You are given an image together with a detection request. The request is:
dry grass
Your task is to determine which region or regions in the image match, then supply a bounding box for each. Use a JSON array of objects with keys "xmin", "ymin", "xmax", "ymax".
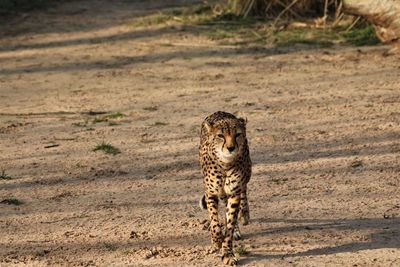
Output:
[
  {"xmin": 128, "ymin": 3, "xmax": 378, "ymax": 48},
  {"xmin": 231, "ymin": 0, "xmax": 343, "ymax": 20}
]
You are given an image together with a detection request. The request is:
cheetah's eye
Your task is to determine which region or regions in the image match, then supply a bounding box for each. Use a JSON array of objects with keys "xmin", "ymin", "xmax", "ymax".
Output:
[{"xmin": 217, "ymin": 134, "xmax": 224, "ymax": 138}]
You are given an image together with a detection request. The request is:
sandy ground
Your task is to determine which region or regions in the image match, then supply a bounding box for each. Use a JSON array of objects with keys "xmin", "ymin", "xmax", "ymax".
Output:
[{"xmin": 0, "ymin": 0, "xmax": 400, "ymax": 266}]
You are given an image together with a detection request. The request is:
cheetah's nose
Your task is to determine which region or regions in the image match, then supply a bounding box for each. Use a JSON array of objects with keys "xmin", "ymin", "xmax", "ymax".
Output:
[{"xmin": 227, "ymin": 146, "xmax": 235, "ymax": 153}]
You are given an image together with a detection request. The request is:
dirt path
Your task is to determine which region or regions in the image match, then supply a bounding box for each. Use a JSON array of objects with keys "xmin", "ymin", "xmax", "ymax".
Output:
[{"xmin": 1, "ymin": 1, "xmax": 400, "ymax": 266}]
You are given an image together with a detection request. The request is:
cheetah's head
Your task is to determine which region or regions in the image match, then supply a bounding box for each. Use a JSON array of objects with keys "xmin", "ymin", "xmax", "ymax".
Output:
[{"xmin": 205, "ymin": 117, "xmax": 247, "ymax": 163}]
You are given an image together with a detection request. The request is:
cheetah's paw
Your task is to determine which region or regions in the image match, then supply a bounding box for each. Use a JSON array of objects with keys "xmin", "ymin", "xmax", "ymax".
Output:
[{"xmin": 222, "ymin": 252, "xmax": 238, "ymax": 266}]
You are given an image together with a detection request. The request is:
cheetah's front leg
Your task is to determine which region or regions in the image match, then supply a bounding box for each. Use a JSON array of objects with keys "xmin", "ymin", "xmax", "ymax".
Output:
[
  {"xmin": 239, "ymin": 188, "xmax": 250, "ymax": 225},
  {"xmin": 205, "ymin": 194, "xmax": 223, "ymax": 251},
  {"xmin": 222, "ymin": 196, "xmax": 241, "ymax": 241},
  {"xmin": 222, "ymin": 194, "xmax": 240, "ymax": 266}
]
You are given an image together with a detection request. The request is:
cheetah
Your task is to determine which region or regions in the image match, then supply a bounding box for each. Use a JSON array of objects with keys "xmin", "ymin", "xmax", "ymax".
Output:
[{"xmin": 199, "ymin": 111, "xmax": 251, "ymax": 266}]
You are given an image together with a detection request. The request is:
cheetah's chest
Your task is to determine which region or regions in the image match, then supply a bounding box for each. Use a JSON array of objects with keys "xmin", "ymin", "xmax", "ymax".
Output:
[{"xmin": 204, "ymin": 163, "xmax": 247, "ymax": 197}]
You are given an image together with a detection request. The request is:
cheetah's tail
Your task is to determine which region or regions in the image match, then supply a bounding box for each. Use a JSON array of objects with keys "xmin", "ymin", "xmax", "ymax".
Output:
[{"xmin": 199, "ymin": 195, "xmax": 207, "ymax": 210}]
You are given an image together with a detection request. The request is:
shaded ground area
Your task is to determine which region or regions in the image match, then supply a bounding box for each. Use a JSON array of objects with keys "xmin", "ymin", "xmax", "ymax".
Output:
[{"xmin": 0, "ymin": 0, "xmax": 400, "ymax": 266}]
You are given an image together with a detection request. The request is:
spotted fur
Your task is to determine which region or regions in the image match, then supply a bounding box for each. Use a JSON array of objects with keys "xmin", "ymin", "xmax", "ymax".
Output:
[{"xmin": 199, "ymin": 111, "xmax": 251, "ymax": 266}]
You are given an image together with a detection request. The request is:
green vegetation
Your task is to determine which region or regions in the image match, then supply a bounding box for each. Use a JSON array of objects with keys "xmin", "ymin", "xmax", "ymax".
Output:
[
  {"xmin": 1, "ymin": 197, "xmax": 24, "ymax": 205},
  {"xmin": 92, "ymin": 112, "xmax": 126, "ymax": 124},
  {"xmin": 128, "ymin": 5, "xmax": 213, "ymax": 28},
  {"xmin": 0, "ymin": 170, "xmax": 12, "ymax": 180},
  {"xmin": 93, "ymin": 117, "xmax": 108, "ymax": 123},
  {"xmin": 105, "ymin": 112, "xmax": 125, "ymax": 119},
  {"xmin": 93, "ymin": 142, "xmax": 121, "ymax": 155},
  {"xmin": 73, "ymin": 112, "xmax": 126, "ymax": 126},
  {"xmin": 340, "ymin": 25, "xmax": 380, "ymax": 46},
  {"xmin": 235, "ymin": 246, "xmax": 250, "ymax": 256},
  {"xmin": 127, "ymin": 3, "xmax": 380, "ymax": 48},
  {"xmin": 273, "ymin": 28, "xmax": 335, "ymax": 47},
  {"xmin": 0, "ymin": 1, "xmax": 381, "ymax": 48}
]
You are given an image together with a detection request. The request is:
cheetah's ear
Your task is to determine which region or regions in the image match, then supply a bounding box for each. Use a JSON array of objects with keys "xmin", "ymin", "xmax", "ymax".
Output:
[
  {"xmin": 204, "ymin": 121, "xmax": 214, "ymax": 133},
  {"xmin": 239, "ymin": 117, "xmax": 247, "ymax": 126}
]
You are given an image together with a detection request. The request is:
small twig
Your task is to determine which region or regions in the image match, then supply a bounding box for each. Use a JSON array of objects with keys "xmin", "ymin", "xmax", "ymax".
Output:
[
  {"xmin": 275, "ymin": 0, "xmax": 301, "ymax": 19},
  {"xmin": 346, "ymin": 16, "xmax": 361, "ymax": 32},
  {"xmin": 332, "ymin": 12, "xmax": 345, "ymax": 27},
  {"xmin": 264, "ymin": 0, "xmax": 274, "ymax": 14},
  {"xmin": 273, "ymin": 0, "xmax": 300, "ymax": 26},
  {"xmin": 323, "ymin": 0, "xmax": 329, "ymax": 28},
  {"xmin": 44, "ymin": 144, "xmax": 60, "ymax": 149},
  {"xmin": 250, "ymin": 30, "xmax": 263, "ymax": 40},
  {"xmin": 335, "ymin": 0, "xmax": 343, "ymax": 21},
  {"xmin": 243, "ymin": 0, "xmax": 256, "ymax": 18}
]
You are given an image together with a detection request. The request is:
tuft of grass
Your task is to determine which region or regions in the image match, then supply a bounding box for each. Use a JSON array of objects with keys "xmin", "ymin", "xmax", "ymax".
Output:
[
  {"xmin": 93, "ymin": 117, "xmax": 108, "ymax": 123},
  {"xmin": 143, "ymin": 106, "xmax": 158, "ymax": 112},
  {"xmin": 153, "ymin": 122, "xmax": 168, "ymax": 126},
  {"xmin": 273, "ymin": 28, "xmax": 335, "ymax": 47},
  {"xmin": 93, "ymin": 142, "xmax": 121, "ymax": 155},
  {"xmin": 340, "ymin": 25, "xmax": 380, "ymax": 46},
  {"xmin": 0, "ymin": 170, "xmax": 12, "ymax": 180},
  {"xmin": 274, "ymin": 23, "xmax": 380, "ymax": 47},
  {"xmin": 1, "ymin": 197, "xmax": 24, "ymax": 205},
  {"xmin": 235, "ymin": 246, "xmax": 250, "ymax": 256},
  {"xmin": 106, "ymin": 112, "xmax": 125, "ymax": 119},
  {"xmin": 200, "ymin": 16, "xmax": 264, "ymax": 43},
  {"xmin": 92, "ymin": 112, "xmax": 126, "ymax": 124}
]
